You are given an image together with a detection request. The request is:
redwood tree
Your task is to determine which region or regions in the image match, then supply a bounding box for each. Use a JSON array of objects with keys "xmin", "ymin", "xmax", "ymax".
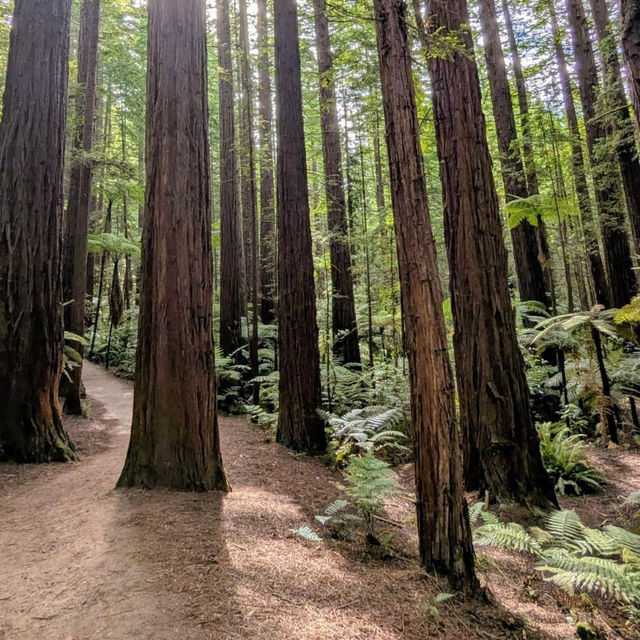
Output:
[
  {"xmin": 117, "ymin": 0, "xmax": 228, "ymax": 491},
  {"xmin": 621, "ymin": 0, "xmax": 640, "ymax": 129},
  {"xmin": 274, "ymin": 0, "xmax": 326, "ymax": 453},
  {"xmin": 257, "ymin": 0, "xmax": 276, "ymax": 325},
  {"xmin": 423, "ymin": 0, "xmax": 558, "ymax": 508},
  {"xmin": 566, "ymin": 0, "xmax": 637, "ymax": 308},
  {"xmin": 313, "ymin": 0, "xmax": 361, "ymax": 365},
  {"xmin": 217, "ymin": 0, "xmax": 245, "ymax": 357},
  {"xmin": 478, "ymin": 0, "xmax": 549, "ymax": 310},
  {"xmin": 374, "ymin": 0, "xmax": 478, "ymax": 590},
  {"xmin": 548, "ymin": 0, "xmax": 609, "ymax": 306},
  {"xmin": 588, "ymin": 0, "xmax": 640, "ymax": 256},
  {"xmin": 0, "ymin": 0, "xmax": 76, "ymax": 462},
  {"xmin": 62, "ymin": 0, "xmax": 101, "ymax": 415}
]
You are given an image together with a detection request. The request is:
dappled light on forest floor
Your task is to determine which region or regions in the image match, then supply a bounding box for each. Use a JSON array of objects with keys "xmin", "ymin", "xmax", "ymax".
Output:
[{"xmin": 0, "ymin": 361, "xmax": 584, "ymax": 640}]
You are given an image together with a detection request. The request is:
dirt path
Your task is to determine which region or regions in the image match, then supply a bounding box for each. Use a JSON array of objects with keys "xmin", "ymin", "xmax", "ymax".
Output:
[{"xmin": 1, "ymin": 363, "xmax": 634, "ymax": 640}]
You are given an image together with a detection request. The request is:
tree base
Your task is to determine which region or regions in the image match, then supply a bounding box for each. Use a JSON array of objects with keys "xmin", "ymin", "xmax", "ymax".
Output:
[{"xmin": 116, "ymin": 461, "xmax": 230, "ymax": 493}]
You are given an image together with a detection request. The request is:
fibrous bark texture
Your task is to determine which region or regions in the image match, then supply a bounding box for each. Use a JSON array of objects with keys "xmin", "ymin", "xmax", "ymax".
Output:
[
  {"xmin": 567, "ymin": 0, "xmax": 637, "ymax": 308},
  {"xmin": 257, "ymin": 0, "xmax": 277, "ymax": 325},
  {"xmin": 0, "ymin": 0, "xmax": 76, "ymax": 463},
  {"xmin": 478, "ymin": 0, "xmax": 549, "ymax": 309},
  {"xmin": 549, "ymin": 0, "xmax": 609, "ymax": 306},
  {"xmin": 621, "ymin": 0, "xmax": 640, "ymax": 126},
  {"xmin": 217, "ymin": 0, "xmax": 245, "ymax": 357},
  {"xmin": 313, "ymin": 0, "xmax": 361, "ymax": 366},
  {"xmin": 62, "ymin": 0, "xmax": 101, "ymax": 415},
  {"xmin": 425, "ymin": 0, "xmax": 558, "ymax": 509},
  {"xmin": 374, "ymin": 0, "xmax": 478, "ymax": 591},
  {"xmin": 117, "ymin": 0, "xmax": 228, "ymax": 492},
  {"xmin": 274, "ymin": 0, "xmax": 326, "ymax": 454}
]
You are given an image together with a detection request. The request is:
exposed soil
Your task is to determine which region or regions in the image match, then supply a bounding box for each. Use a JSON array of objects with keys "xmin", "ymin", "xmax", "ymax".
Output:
[{"xmin": 1, "ymin": 362, "xmax": 638, "ymax": 640}]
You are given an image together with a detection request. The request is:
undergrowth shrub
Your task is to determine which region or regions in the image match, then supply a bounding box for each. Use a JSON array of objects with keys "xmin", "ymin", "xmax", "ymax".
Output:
[
  {"xmin": 473, "ymin": 507, "xmax": 640, "ymax": 612},
  {"xmin": 537, "ymin": 422, "xmax": 604, "ymax": 496}
]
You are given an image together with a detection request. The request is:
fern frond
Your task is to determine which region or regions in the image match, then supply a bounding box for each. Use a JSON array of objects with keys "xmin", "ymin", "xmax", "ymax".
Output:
[
  {"xmin": 474, "ymin": 523, "xmax": 543, "ymax": 557},
  {"xmin": 546, "ymin": 510, "xmax": 585, "ymax": 545},
  {"xmin": 290, "ymin": 526, "xmax": 323, "ymax": 543},
  {"xmin": 603, "ymin": 526, "xmax": 640, "ymax": 556}
]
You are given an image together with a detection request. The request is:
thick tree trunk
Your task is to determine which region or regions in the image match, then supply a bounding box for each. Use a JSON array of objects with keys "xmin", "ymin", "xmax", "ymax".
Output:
[
  {"xmin": 566, "ymin": 0, "xmax": 637, "ymax": 308},
  {"xmin": 313, "ymin": 0, "xmax": 361, "ymax": 366},
  {"xmin": 589, "ymin": 0, "xmax": 640, "ymax": 256},
  {"xmin": 0, "ymin": 0, "xmax": 76, "ymax": 462},
  {"xmin": 274, "ymin": 0, "xmax": 326, "ymax": 454},
  {"xmin": 501, "ymin": 0, "xmax": 554, "ymax": 299},
  {"xmin": 61, "ymin": 0, "xmax": 101, "ymax": 415},
  {"xmin": 217, "ymin": 0, "xmax": 245, "ymax": 357},
  {"xmin": 117, "ymin": 0, "xmax": 228, "ymax": 492},
  {"xmin": 374, "ymin": 0, "xmax": 478, "ymax": 591},
  {"xmin": 621, "ymin": 0, "xmax": 640, "ymax": 127},
  {"xmin": 478, "ymin": 0, "xmax": 549, "ymax": 309},
  {"xmin": 238, "ymin": 0, "xmax": 260, "ymax": 401},
  {"xmin": 257, "ymin": 0, "xmax": 276, "ymax": 325},
  {"xmin": 423, "ymin": 0, "xmax": 558, "ymax": 508},
  {"xmin": 549, "ymin": 0, "xmax": 610, "ymax": 306}
]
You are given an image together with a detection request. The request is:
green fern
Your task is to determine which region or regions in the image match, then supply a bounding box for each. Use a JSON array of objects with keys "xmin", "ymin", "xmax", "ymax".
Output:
[
  {"xmin": 546, "ymin": 509, "xmax": 585, "ymax": 545},
  {"xmin": 537, "ymin": 424, "xmax": 604, "ymax": 496},
  {"xmin": 474, "ymin": 523, "xmax": 543, "ymax": 557},
  {"xmin": 538, "ymin": 550, "xmax": 640, "ymax": 604},
  {"xmin": 290, "ymin": 526, "xmax": 323, "ymax": 543},
  {"xmin": 603, "ymin": 526, "xmax": 640, "ymax": 556},
  {"xmin": 345, "ymin": 452, "xmax": 400, "ymax": 536}
]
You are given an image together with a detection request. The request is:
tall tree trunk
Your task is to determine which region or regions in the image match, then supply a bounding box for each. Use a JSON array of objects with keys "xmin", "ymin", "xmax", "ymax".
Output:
[
  {"xmin": 501, "ymin": 0, "xmax": 554, "ymax": 300},
  {"xmin": 218, "ymin": 0, "xmax": 245, "ymax": 357},
  {"xmin": 478, "ymin": 0, "xmax": 549, "ymax": 309},
  {"xmin": 566, "ymin": 0, "xmax": 637, "ymax": 308},
  {"xmin": 313, "ymin": 0, "xmax": 361, "ymax": 366},
  {"xmin": 588, "ymin": 0, "xmax": 640, "ymax": 256},
  {"xmin": 549, "ymin": 0, "xmax": 610, "ymax": 306},
  {"xmin": 621, "ymin": 0, "xmax": 640, "ymax": 129},
  {"xmin": 274, "ymin": 0, "xmax": 326, "ymax": 453},
  {"xmin": 238, "ymin": 0, "xmax": 260, "ymax": 400},
  {"xmin": 257, "ymin": 0, "xmax": 276, "ymax": 325},
  {"xmin": 374, "ymin": 0, "xmax": 478, "ymax": 591},
  {"xmin": 117, "ymin": 0, "xmax": 228, "ymax": 492},
  {"xmin": 61, "ymin": 0, "xmax": 101, "ymax": 415},
  {"xmin": 421, "ymin": 0, "xmax": 558, "ymax": 508},
  {"xmin": 0, "ymin": 0, "xmax": 76, "ymax": 462}
]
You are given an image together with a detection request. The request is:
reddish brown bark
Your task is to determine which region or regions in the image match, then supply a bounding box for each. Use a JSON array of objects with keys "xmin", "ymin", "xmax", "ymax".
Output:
[
  {"xmin": 257, "ymin": 0, "xmax": 276, "ymax": 325},
  {"xmin": 548, "ymin": 0, "xmax": 609, "ymax": 306},
  {"xmin": 478, "ymin": 0, "xmax": 549, "ymax": 309},
  {"xmin": 566, "ymin": 0, "xmax": 637, "ymax": 308},
  {"xmin": 621, "ymin": 0, "xmax": 640, "ymax": 126},
  {"xmin": 313, "ymin": 0, "xmax": 361, "ymax": 366},
  {"xmin": 501, "ymin": 0, "xmax": 554, "ymax": 302},
  {"xmin": 374, "ymin": 0, "xmax": 478, "ymax": 591},
  {"xmin": 62, "ymin": 0, "xmax": 101, "ymax": 415},
  {"xmin": 424, "ymin": 0, "xmax": 557, "ymax": 509},
  {"xmin": 588, "ymin": 0, "xmax": 640, "ymax": 256},
  {"xmin": 238, "ymin": 0, "xmax": 259, "ymax": 400},
  {"xmin": 0, "ymin": 0, "xmax": 76, "ymax": 462},
  {"xmin": 117, "ymin": 0, "xmax": 228, "ymax": 491},
  {"xmin": 274, "ymin": 0, "xmax": 326, "ymax": 453},
  {"xmin": 218, "ymin": 0, "xmax": 245, "ymax": 357}
]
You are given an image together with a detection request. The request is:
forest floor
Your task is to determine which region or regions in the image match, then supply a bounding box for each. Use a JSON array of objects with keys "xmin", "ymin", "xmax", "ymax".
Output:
[{"xmin": 1, "ymin": 362, "xmax": 639, "ymax": 640}]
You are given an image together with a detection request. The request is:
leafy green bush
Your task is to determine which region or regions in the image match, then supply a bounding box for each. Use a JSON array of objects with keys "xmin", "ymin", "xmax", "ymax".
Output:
[{"xmin": 537, "ymin": 422, "xmax": 604, "ymax": 495}]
